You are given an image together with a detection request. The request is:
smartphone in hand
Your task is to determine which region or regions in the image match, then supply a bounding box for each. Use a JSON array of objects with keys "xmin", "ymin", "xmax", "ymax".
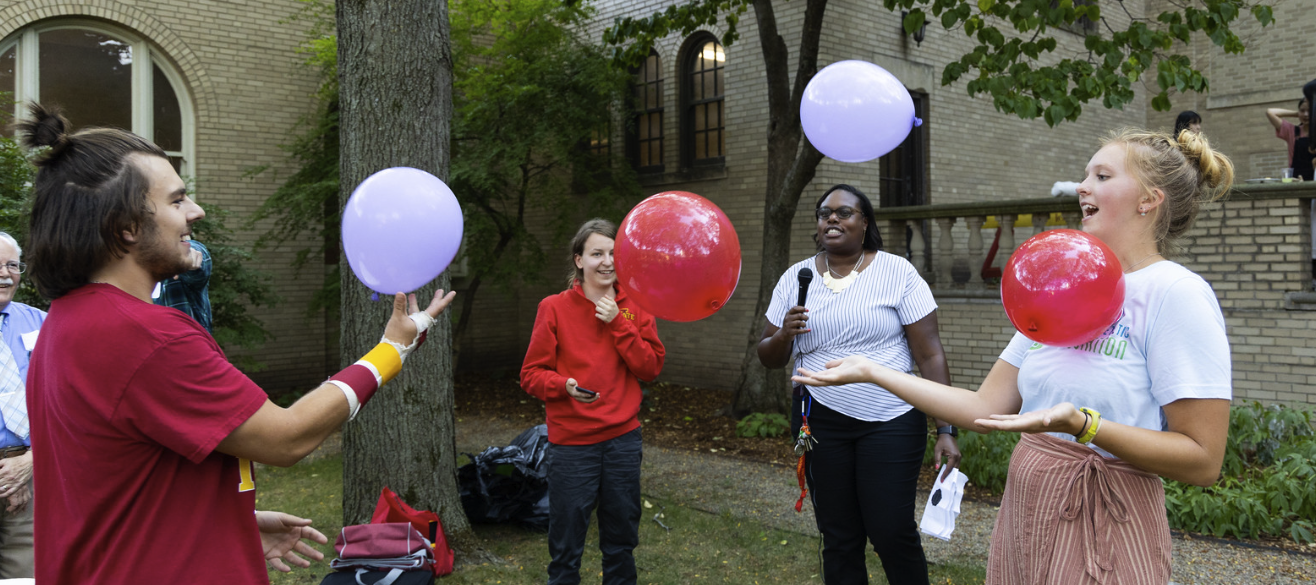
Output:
[{"xmin": 575, "ymin": 387, "xmax": 598, "ymax": 397}]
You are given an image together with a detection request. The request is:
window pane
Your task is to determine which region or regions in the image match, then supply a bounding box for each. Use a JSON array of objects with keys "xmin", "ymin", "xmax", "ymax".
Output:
[
  {"xmin": 0, "ymin": 47, "xmax": 14, "ymax": 128},
  {"xmin": 715, "ymin": 68, "xmax": 724, "ymax": 97},
  {"xmin": 40, "ymin": 29, "xmax": 132, "ymax": 131},
  {"xmin": 638, "ymin": 114, "xmax": 650, "ymax": 140},
  {"xmin": 646, "ymin": 83, "xmax": 658, "ymax": 108},
  {"xmin": 703, "ymin": 71, "xmax": 716, "ymax": 98},
  {"xmin": 718, "ymin": 129, "xmax": 724, "ymax": 157},
  {"xmin": 646, "ymin": 55, "xmax": 659, "ymax": 82},
  {"xmin": 167, "ymin": 155, "xmax": 183, "ymax": 173},
  {"xmin": 715, "ymin": 100, "xmax": 723, "ymax": 129},
  {"xmin": 153, "ymin": 65, "xmax": 182, "ymax": 152},
  {"xmin": 694, "ymin": 104, "xmax": 706, "ymax": 131}
]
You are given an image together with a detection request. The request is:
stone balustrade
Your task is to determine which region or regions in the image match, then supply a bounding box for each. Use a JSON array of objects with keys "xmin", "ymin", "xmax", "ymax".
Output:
[
  {"xmin": 873, "ymin": 182, "xmax": 1316, "ymax": 304},
  {"xmin": 874, "ymin": 182, "xmax": 1316, "ymax": 406}
]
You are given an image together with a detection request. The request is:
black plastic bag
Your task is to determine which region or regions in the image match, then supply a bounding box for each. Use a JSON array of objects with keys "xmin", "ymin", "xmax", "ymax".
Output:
[{"xmin": 458, "ymin": 424, "xmax": 550, "ymax": 531}]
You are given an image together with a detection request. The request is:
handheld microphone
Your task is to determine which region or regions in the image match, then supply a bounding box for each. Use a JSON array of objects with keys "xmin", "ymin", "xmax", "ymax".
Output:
[{"xmin": 797, "ymin": 267, "xmax": 812, "ymax": 308}]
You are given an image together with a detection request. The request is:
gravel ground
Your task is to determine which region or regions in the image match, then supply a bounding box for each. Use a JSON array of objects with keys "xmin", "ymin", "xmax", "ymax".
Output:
[{"xmin": 455, "ymin": 417, "xmax": 1316, "ymax": 584}]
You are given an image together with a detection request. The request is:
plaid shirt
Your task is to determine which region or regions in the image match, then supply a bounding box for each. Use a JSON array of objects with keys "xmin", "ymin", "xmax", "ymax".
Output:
[
  {"xmin": 0, "ymin": 302, "xmax": 45, "ymax": 447},
  {"xmin": 154, "ymin": 240, "xmax": 214, "ymax": 335}
]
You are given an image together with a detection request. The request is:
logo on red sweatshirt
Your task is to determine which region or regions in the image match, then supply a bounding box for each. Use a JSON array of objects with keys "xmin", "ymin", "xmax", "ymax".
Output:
[{"xmin": 619, "ymin": 307, "xmax": 636, "ymax": 321}]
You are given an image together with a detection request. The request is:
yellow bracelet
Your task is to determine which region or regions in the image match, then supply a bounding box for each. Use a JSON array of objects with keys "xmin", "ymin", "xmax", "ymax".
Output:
[{"xmin": 1075, "ymin": 407, "xmax": 1102, "ymax": 444}]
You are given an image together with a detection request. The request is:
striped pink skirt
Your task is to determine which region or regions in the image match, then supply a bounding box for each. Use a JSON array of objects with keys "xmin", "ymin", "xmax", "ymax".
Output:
[{"xmin": 986, "ymin": 433, "xmax": 1172, "ymax": 585}]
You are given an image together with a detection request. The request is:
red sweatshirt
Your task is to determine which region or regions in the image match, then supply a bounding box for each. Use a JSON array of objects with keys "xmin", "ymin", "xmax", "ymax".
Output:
[{"xmin": 520, "ymin": 284, "xmax": 665, "ymax": 445}]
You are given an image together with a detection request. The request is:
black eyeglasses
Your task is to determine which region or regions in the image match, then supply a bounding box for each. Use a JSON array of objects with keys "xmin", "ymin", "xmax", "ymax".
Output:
[
  {"xmin": 816, "ymin": 206, "xmax": 857, "ymax": 221},
  {"xmin": 0, "ymin": 262, "xmax": 25, "ymax": 274}
]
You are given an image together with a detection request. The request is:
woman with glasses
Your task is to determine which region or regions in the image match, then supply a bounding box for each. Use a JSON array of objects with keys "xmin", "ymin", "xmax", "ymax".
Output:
[{"xmin": 757, "ymin": 184, "xmax": 960, "ymax": 585}]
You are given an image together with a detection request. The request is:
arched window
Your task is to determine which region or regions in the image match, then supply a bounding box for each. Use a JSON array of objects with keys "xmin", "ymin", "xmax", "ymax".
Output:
[
  {"xmin": 628, "ymin": 50, "xmax": 663, "ymax": 172},
  {"xmin": 0, "ymin": 21, "xmax": 194, "ymax": 175},
  {"xmin": 682, "ymin": 35, "xmax": 724, "ymax": 167}
]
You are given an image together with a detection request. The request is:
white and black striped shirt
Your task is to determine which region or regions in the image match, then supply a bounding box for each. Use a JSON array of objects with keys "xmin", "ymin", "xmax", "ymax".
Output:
[{"xmin": 766, "ymin": 252, "xmax": 938, "ymax": 421}]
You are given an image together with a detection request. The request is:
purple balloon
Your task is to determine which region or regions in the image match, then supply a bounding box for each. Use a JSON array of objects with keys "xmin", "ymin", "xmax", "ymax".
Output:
[
  {"xmin": 342, "ymin": 167, "xmax": 464, "ymax": 294},
  {"xmin": 801, "ymin": 60, "xmax": 917, "ymax": 163}
]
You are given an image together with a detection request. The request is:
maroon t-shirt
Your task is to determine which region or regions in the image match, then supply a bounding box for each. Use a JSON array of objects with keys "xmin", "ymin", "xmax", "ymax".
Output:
[{"xmin": 28, "ymin": 284, "xmax": 270, "ymax": 584}]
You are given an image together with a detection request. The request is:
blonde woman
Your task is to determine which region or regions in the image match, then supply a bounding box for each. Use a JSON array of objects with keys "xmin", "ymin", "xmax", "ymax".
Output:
[{"xmin": 795, "ymin": 129, "xmax": 1234, "ymax": 584}]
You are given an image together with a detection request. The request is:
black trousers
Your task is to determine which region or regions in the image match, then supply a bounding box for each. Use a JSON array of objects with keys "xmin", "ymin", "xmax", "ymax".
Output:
[
  {"xmin": 545, "ymin": 428, "xmax": 642, "ymax": 585},
  {"xmin": 795, "ymin": 395, "xmax": 930, "ymax": 585}
]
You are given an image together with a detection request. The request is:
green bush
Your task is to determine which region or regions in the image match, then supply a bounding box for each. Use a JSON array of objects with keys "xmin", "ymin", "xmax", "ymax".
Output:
[
  {"xmin": 736, "ymin": 413, "xmax": 790, "ymax": 438},
  {"xmin": 1165, "ymin": 401, "xmax": 1315, "ymax": 544}
]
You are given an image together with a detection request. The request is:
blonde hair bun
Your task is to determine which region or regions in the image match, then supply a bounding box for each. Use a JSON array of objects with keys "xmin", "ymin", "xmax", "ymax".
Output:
[{"xmin": 1176, "ymin": 130, "xmax": 1234, "ymax": 196}]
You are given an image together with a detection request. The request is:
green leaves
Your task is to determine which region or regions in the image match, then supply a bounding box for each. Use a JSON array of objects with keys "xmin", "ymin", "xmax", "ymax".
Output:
[
  {"xmin": 449, "ymin": 0, "xmax": 640, "ymax": 297},
  {"xmin": 1165, "ymin": 401, "xmax": 1316, "ymax": 544},
  {"xmin": 850, "ymin": 1, "xmax": 1274, "ymax": 126},
  {"xmin": 903, "ymin": 9, "xmax": 926, "ymax": 36},
  {"xmin": 735, "ymin": 413, "xmax": 790, "ymax": 438},
  {"xmin": 601, "ymin": 0, "xmax": 751, "ymax": 68}
]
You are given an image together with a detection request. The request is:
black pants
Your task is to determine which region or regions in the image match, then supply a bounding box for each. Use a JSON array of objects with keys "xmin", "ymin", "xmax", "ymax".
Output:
[
  {"xmin": 795, "ymin": 395, "xmax": 930, "ymax": 585},
  {"xmin": 545, "ymin": 428, "xmax": 642, "ymax": 585}
]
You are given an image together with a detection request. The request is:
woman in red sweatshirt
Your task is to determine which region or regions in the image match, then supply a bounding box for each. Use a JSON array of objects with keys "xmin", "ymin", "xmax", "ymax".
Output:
[{"xmin": 521, "ymin": 218, "xmax": 665, "ymax": 585}]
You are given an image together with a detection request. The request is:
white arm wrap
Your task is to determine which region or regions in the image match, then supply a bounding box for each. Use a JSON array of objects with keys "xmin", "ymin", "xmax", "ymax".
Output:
[
  {"xmin": 327, "ymin": 380, "xmax": 362, "ymax": 421},
  {"xmin": 380, "ymin": 310, "xmax": 437, "ymax": 363}
]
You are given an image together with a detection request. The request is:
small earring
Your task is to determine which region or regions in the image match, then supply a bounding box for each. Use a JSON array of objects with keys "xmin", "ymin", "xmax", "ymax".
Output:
[{"xmin": 1139, "ymin": 208, "xmax": 1147, "ymax": 216}]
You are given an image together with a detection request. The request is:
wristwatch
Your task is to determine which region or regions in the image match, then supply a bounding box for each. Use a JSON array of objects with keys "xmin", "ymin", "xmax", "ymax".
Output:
[{"xmin": 936, "ymin": 425, "xmax": 958, "ymax": 438}]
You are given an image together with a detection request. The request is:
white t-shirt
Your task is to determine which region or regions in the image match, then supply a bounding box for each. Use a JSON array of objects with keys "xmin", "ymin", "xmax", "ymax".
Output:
[
  {"xmin": 767, "ymin": 252, "xmax": 938, "ymax": 421},
  {"xmin": 999, "ymin": 260, "xmax": 1231, "ymax": 456}
]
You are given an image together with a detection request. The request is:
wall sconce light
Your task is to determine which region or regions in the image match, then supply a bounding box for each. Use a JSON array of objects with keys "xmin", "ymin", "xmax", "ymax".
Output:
[{"xmin": 901, "ymin": 11, "xmax": 927, "ymax": 46}]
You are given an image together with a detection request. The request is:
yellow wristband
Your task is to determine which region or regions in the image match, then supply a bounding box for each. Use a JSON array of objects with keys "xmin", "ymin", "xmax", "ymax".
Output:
[
  {"xmin": 1075, "ymin": 407, "xmax": 1102, "ymax": 444},
  {"xmin": 360, "ymin": 343, "xmax": 403, "ymax": 385}
]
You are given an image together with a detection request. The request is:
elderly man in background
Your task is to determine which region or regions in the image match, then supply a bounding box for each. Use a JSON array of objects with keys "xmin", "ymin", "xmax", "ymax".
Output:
[{"xmin": 0, "ymin": 231, "xmax": 41, "ymax": 579}]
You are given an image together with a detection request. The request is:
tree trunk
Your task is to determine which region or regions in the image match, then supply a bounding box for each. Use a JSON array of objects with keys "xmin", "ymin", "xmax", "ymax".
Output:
[
  {"xmin": 729, "ymin": 0, "xmax": 828, "ymax": 416},
  {"xmin": 337, "ymin": 0, "xmax": 472, "ymax": 548}
]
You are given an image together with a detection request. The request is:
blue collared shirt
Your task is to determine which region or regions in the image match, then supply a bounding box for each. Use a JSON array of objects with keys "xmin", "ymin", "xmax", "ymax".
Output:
[
  {"xmin": 0, "ymin": 301, "xmax": 46, "ymax": 448},
  {"xmin": 153, "ymin": 240, "xmax": 213, "ymax": 334}
]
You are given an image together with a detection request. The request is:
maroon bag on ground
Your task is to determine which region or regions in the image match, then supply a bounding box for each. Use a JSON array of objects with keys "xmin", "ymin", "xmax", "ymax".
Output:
[
  {"xmin": 335, "ymin": 523, "xmax": 430, "ymax": 561},
  {"xmin": 370, "ymin": 486, "xmax": 455, "ymax": 576}
]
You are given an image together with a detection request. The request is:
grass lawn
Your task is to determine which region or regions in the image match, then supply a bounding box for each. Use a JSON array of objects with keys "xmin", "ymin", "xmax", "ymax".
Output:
[{"xmin": 262, "ymin": 454, "xmax": 985, "ymax": 584}]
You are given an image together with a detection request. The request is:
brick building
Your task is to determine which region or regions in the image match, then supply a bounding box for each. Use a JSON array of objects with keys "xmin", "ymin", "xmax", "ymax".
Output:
[
  {"xmin": 460, "ymin": 0, "xmax": 1316, "ymax": 407},
  {"xmin": 0, "ymin": 0, "xmax": 332, "ymax": 391},
  {"xmin": 6, "ymin": 0, "xmax": 1311, "ymax": 406}
]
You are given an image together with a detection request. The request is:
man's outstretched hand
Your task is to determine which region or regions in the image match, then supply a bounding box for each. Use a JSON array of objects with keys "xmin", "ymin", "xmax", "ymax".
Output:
[
  {"xmin": 383, "ymin": 289, "xmax": 456, "ymax": 348},
  {"xmin": 256, "ymin": 510, "xmax": 329, "ymax": 572}
]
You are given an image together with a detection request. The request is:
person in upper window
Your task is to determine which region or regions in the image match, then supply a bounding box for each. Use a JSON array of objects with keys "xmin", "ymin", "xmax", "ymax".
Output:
[
  {"xmin": 1265, "ymin": 98, "xmax": 1308, "ymax": 178},
  {"xmin": 1173, "ymin": 110, "xmax": 1202, "ymax": 139}
]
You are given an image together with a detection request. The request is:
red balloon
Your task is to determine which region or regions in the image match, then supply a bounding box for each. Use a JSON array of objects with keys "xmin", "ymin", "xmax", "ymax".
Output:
[
  {"xmin": 615, "ymin": 192, "xmax": 742, "ymax": 322},
  {"xmin": 1002, "ymin": 229, "xmax": 1125, "ymax": 347}
]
